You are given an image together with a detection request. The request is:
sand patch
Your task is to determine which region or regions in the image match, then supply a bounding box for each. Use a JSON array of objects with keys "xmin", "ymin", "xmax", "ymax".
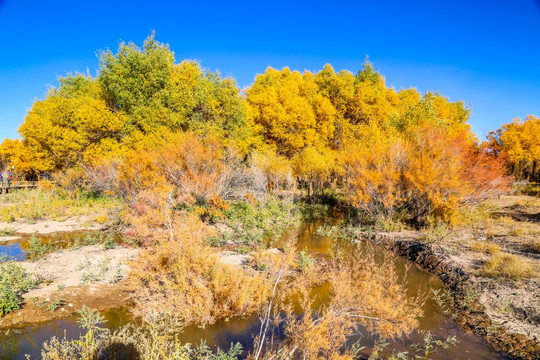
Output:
[{"xmin": 0, "ymin": 216, "xmax": 107, "ymax": 234}]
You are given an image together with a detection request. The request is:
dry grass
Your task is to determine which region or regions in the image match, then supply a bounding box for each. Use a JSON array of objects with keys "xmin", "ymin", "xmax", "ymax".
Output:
[
  {"xmin": 0, "ymin": 187, "xmax": 120, "ymax": 223},
  {"xmin": 454, "ymin": 203, "xmax": 497, "ymax": 226},
  {"xmin": 509, "ymin": 222, "xmax": 540, "ymax": 237},
  {"xmin": 470, "ymin": 241, "xmax": 501, "ymax": 255},
  {"xmin": 481, "ymin": 252, "xmax": 536, "ymax": 280},
  {"xmin": 528, "ymin": 239, "xmax": 540, "ymax": 254}
]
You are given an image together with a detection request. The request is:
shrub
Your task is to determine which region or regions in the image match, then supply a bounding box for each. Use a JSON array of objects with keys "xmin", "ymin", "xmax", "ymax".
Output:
[
  {"xmin": 218, "ymin": 195, "xmax": 299, "ymax": 245},
  {"xmin": 128, "ymin": 215, "xmax": 271, "ymax": 326},
  {"xmin": 40, "ymin": 307, "xmax": 243, "ymax": 360},
  {"xmin": 345, "ymin": 126, "xmax": 509, "ymax": 226},
  {"xmin": 255, "ymin": 245, "xmax": 426, "ymax": 359},
  {"xmin": 0, "ymin": 261, "xmax": 40, "ymax": 316}
]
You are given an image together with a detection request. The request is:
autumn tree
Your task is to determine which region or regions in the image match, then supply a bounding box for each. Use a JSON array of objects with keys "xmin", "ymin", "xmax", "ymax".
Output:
[
  {"xmin": 490, "ymin": 116, "xmax": 540, "ymax": 180},
  {"xmin": 11, "ymin": 35, "xmax": 255, "ymax": 177},
  {"xmin": 345, "ymin": 122, "xmax": 508, "ymax": 225}
]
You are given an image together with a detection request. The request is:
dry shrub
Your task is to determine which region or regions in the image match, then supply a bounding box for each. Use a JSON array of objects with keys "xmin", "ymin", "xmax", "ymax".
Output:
[
  {"xmin": 481, "ymin": 252, "xmax": 536, "ymax": 280},
  {"xmin": 123, "ymin": 185, "xmax": 176, "ymax": 244},
  {"xmin": 129, "ymin": 214, "xmax": 271, "ymax": 326},
  {"xmin": 117, "ymin": 132, "xmax": 263, "ymax": 204},
  {"xmin": 117, "ymin": 150, "xmax": 165, "ymax": 200},
  {"xmin": 155, "ymin": 133, "xmax": 225, "ymax": 205},
  {"xmin": 53, "ymin": 167, "xmax": 85, "ymax": 198},
  {"xmin": 83, "ymin": 157, "xmax": 121, "ymax": 194},
  {"xmin": 219, "ymin": 148, "xmax": 269, "ymax": 201},
  {"xmin": 461, "ymin": 146, "xmax": 511, "ymax": 203}
]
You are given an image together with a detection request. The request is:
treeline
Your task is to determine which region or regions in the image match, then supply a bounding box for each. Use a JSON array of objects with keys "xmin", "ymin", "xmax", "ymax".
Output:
[
  {"xmin": 487, "ymin": 116, "xmax": 540, "ymax": 181},
  {"xmin": 1, "ymin": 35, "xmax": 532, "ymax": 224}
]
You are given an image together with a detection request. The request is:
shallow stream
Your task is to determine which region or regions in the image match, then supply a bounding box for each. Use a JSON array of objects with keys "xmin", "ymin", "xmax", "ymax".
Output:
[{"xmin": 0, "ymin": 222, "xmax": 511, "ymax": 359}]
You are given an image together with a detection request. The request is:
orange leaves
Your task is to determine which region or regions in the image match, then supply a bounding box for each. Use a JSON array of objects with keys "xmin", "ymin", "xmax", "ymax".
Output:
[
  {"xmin": 156, "ymin": 133, "xmax": 225, "ymax": 205},
  {"xmin": 117, "ymin": 132, "xmax": 225, "ymax": 205},
  {"xmin": 345, "ymin": 124, "xmax": 508, "ymax": 225},
  {"xmin": 345, "ymin": 129, "xmax": 408, "ymax": 219}
]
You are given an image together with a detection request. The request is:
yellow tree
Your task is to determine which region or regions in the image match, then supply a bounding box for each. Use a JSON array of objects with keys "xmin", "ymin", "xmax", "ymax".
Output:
[
  {"xmin": 247, "ymin": 67, "xmax": 320, "ymax": 157},
  {"xmin": 493, "ymin": 116, "xmax": 540, "ymax": 180},
  {"xmin": 19, "ymin": 89, "xmax": 127, "ymax": 172}
]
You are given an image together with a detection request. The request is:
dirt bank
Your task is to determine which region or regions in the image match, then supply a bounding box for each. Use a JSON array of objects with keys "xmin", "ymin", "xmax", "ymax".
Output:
[
  {"xmin": 367, "ymin": 231, "xmax": 540, "ymax": 360},
  {"xmin": 0, "ymin": 244, "xmax": 138, "ymax": 328},
  {"xmin": 0, "ymin": 216, "xmax": 109, "ymax": 234}
]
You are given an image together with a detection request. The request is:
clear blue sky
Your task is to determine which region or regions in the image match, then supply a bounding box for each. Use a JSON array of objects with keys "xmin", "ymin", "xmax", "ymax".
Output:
[{"xmin": 1, "ymin": 0, "xmax": 539, "ymax": 140}]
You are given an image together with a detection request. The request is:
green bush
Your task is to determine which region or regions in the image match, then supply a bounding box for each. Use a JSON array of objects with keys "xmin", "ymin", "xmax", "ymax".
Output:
[
  {"xmin": 40, "ymin": 308, "xmax": 243, "ymax": 360},
  {"xmin": 0, "ymin": 261, "xmax": 40, "ymax": 316},
  {"xmin": 218, "ymin": 196, "xmax": 299, "ymax": 245}
]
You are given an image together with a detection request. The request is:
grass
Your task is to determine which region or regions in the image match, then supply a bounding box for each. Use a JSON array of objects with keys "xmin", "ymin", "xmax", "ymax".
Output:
[
  {"xmin": 528, "ymin": 239, "xmax": 540, "ymax": 254},
  {"xmin": 470, "ymin": 241, "xmax": 501, "ymax": 255},
  {"xmin": 0, "ymin": 188, "xmax": 122, "ymax": 223},
  {"xmin": 419, "ymin": 222, "xmax": 450, "ymax": 243},
  {"xmin": 24, "ymin": 231, "xmax": 121, "ymax": 260},
  {"xmin": 514, "ymin": 182, "xmax": 540, "ymax": 197},
  {"xmin": 0, "ymin": 261, "xmax": 41, "ymax": 315},
  {"xmin": 509, "ymin": 222, "xmax": 540, "ymax": 237},
  {"xmin": 481, "ymin": 252, "xmax": 536, "ymax": 280},
  {"xmin": 0, "ymin": 227, "xmax": 15, "ymax": 236}
]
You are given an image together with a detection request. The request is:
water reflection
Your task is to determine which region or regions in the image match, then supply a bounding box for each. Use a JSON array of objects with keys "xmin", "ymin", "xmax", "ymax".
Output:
[
  {"xmin": 0, "ymin": 222, "xmax": 511, "ymax": 359},
  {"xmin": 0, "ymin": 231, "xmax": 123, "ymax": 261}
]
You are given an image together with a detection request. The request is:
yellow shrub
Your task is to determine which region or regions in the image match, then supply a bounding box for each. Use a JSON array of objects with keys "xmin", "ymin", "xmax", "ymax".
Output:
[{"xmin": 129, "ymin": 215, "xmax": 271, "ymax": 326}]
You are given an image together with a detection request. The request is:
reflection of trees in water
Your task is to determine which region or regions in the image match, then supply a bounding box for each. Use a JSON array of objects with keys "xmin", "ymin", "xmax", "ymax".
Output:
[
  {"xmin": 0, "ymin": 319, "xmax": 80, "ymax": 359},
  {"xmin": 0, "ymin": 327, "xmax": 38, "ymax": 359}
]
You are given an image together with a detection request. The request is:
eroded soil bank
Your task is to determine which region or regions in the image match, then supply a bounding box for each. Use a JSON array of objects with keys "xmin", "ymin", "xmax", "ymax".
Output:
[{"xmin": 368, "ymin": 231, "xmax": 540, "ymax": 360}]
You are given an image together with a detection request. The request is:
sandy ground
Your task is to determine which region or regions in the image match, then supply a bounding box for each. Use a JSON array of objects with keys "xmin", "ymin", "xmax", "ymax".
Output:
[
  {"xmin": 432, "ymin": 194, "xmax": 540, "ymax": 343},
  {"xmin": 20, "ymin": 244, "xmax": 139, "ymax": 297},
  {"xmin": 0, "ymin": 236, "xmax": 21, "ymax": 242},
  {"xmin": 0, "ymin": 216, "xmax": 108, "ymax": 234},
  {"xmin": 0, "ymin": 244, "xmax": 139, "ymax": 328}
]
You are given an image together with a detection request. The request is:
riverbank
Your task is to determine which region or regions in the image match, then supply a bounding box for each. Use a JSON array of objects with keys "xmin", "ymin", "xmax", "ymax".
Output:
[
  {"xmin": 0, "ymin": 216, "xmax": 110, "ymax": 235},
  {"xmin": 0, "ymin": 244, "xmax": 138, "ymax": 328},
  {"xmin": 366, "ymin": 226, "xmax": 540, "ymax": 359}
]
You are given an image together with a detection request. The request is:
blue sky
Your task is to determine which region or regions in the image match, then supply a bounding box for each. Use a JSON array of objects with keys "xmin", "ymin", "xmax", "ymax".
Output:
[{"xmin": 1, "ymin": 0, "xmax": 539, "ymax": 140}]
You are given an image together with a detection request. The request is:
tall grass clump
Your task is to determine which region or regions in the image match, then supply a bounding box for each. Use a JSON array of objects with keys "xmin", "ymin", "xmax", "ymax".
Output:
[
  {"xmin": 0, "ymin": 186, "xmax": 121, "ymax": 223},
  {"xmin": 481, "ymin": 252, "xmax": 536, "ymax": 280}
]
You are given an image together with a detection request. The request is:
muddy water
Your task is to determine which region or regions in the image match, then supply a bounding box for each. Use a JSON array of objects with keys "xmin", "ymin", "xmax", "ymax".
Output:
[{"xmin": 1, "ymin": 224, "xmax": 511, "ymax": 359}]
